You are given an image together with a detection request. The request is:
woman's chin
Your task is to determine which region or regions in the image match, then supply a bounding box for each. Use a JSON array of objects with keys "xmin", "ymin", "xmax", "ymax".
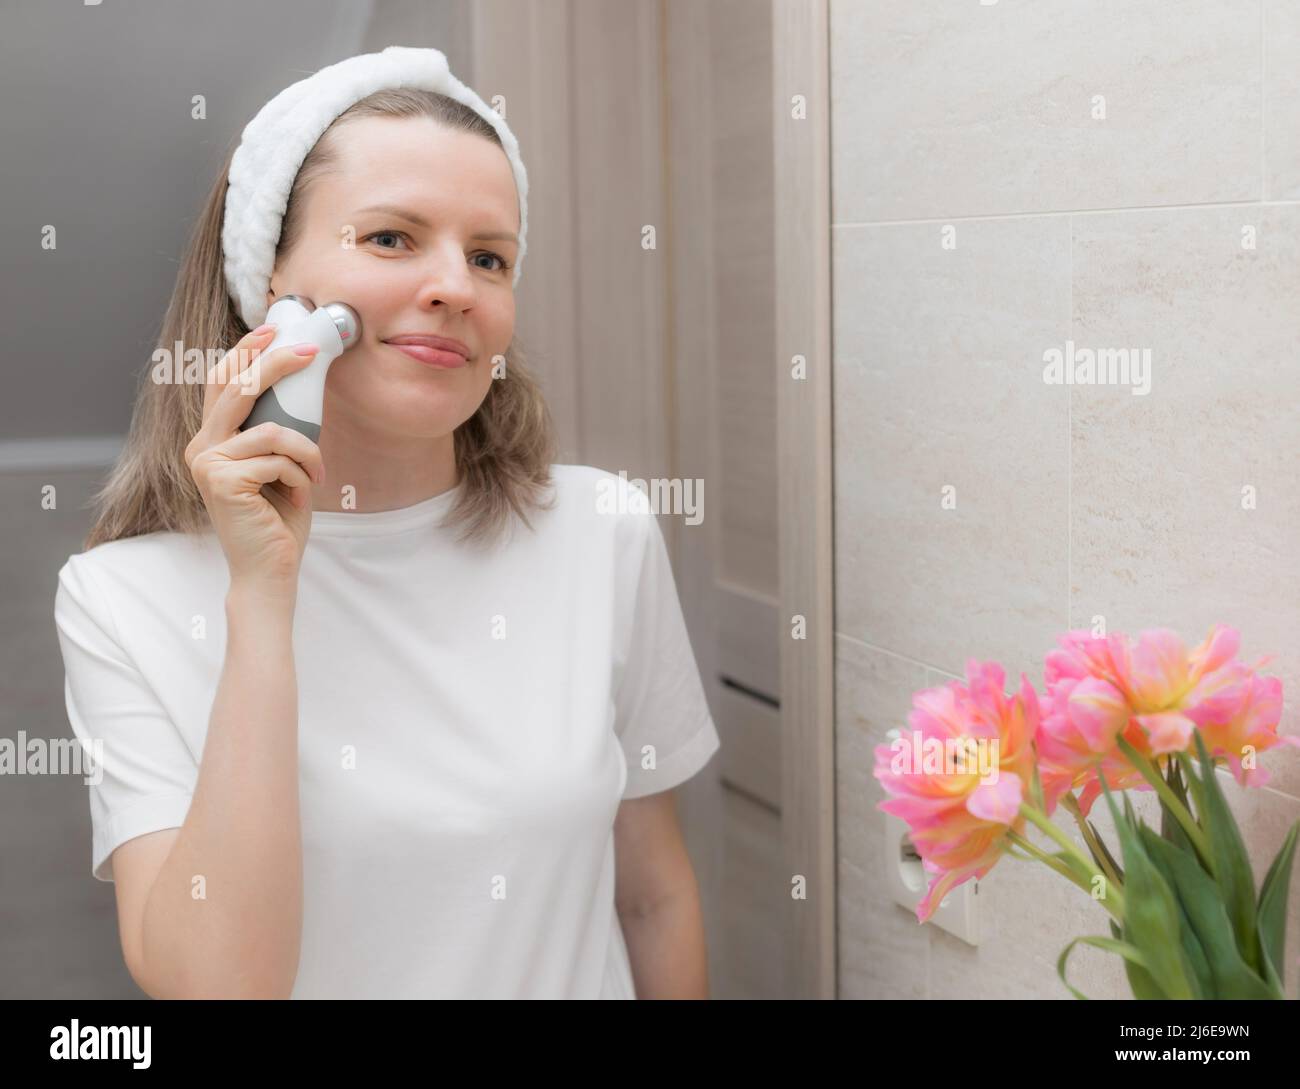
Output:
[{"xmin": 322, "ymin": 395, "xmax": 469, "ymax": 437}]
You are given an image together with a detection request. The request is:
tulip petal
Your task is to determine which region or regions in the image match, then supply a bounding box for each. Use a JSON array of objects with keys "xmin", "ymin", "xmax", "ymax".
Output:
[
  {"xmin": 1129, "ymin": 629, "xmax": 1190, "ymax": 709},
  {"xmin": 1188, "ymin": 625, "xmax": 1240, "ymax": 679},
  {"xmin": 965, "ymin": 772, "xmax": 1023, "ymax": 825},
  {"xmin": 1067, "ymin": 677, "xmax": 1131, "ymax": 752},
  {"xmin": 1135, "ymin": 710, "xmax": 1196, "ymax": 754},
  {"xmin": 917, "ymin": 868, "xmax": 965, "ymax": 923}
]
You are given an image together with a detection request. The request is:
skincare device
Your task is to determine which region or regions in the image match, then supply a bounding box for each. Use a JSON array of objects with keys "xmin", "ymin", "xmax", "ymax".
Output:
[{"xmin": 239, "ymin": 294, "xmax": 361, "ymax": 443}]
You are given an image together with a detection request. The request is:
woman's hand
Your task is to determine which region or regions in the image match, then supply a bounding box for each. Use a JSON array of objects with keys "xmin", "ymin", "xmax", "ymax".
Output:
[{"xmin": 185, "ymin": 326, "xmax": 326, "ymax": 592}]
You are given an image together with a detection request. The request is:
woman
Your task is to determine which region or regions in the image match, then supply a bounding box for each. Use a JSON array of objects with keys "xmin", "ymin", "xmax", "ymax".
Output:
[{"xmin": 53, "ymin": 47, "xmax": 719, "ymax": 999}]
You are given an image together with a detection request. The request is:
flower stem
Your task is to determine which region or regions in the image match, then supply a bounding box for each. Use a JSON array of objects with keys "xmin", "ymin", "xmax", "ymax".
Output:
[
  {"xmin": 1060, "ymin": 793, "xmax": 1123, "ymax": 891},
  {"xmin": 1114, "ymin": 736, "xmax": 1212, "ymax": 867},
  {"xmin": 1017, "ymin": 803, "xmax": 1126, "ymax": 918},
  {"xmin": 1006, "ymin": 827, "xmax": 1125, "ymax": 921},
  {"xmin": 1005, "ymin": 830, "xmax": 1089, "ymax": 889}
]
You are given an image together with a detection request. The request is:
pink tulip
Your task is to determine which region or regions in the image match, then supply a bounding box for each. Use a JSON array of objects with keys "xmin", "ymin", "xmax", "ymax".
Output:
[
  {"xmin": 1039, "ymin": 625, "xmax": 1292, "ymax": 815},
  {"xmin": 874, "ymin": 660, "xmax": 1039, "ymax": 922},
  {"xmin": 1185, "ymin": 667, "xmax": 1298, "ymax": 787}
]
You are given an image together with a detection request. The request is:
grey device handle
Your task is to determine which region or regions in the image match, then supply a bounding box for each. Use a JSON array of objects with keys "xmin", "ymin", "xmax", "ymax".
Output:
[{"xmin": 239, "ymin": 294, "xmax": 362, "ymax": 443}]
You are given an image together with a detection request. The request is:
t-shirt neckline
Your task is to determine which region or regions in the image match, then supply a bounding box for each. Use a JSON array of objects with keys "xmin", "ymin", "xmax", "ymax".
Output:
[{"xmin": 309, "ymin": 482, "xmax": 463, "ymax": 537}]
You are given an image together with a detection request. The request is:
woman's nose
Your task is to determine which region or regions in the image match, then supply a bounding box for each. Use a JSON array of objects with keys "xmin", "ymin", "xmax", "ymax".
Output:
[{"xmin": 413, "ymin": 245, "xmax": 476, "ymax": 310}]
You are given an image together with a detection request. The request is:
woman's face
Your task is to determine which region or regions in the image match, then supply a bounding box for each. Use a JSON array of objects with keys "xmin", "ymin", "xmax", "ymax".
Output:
[{"xmin": 266, "ymin": 116, "xmax": 519, "ymax": 441}]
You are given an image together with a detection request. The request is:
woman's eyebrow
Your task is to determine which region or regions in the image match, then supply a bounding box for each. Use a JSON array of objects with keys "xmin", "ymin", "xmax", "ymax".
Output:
[{"xmin": 354, "ymin": 203, "xmax": 518, "ymax": 243}]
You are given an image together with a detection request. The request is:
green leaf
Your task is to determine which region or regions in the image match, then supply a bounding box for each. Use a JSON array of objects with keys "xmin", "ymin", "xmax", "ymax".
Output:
[
  {"xmin": 1098, "ymin": 776, "xmax": 1198, "ymax": 999},
  {"xmin": 1256, "ymin": 819, "xmax": 1299, "ymax": 990},
  {"xmin": 1137, "ymin": 823, "xmax": 1279, "ymax": 999},
  {"xmin": 1135, "ymin": 824, "xmax": 1211, "ymax": 998},
  {"xmin": 1161, "ymin": 757, "xmax": 1193, "ymax": 855},
  {"xmin": 1057, "ymin": 935, "xmax": 1155, "ymax": 1001},
  {"xmin": 1029, "ymin": 758, "xmax": 1046, "ymax": 813},
  {"xmin": 1188, "ymin": 731, "xmax": 1260, "ymax": 973},
  {"xmin": 1260, "ymin": 938, "xmax": 1284, "ymax": 997},
  {"xmin": 1108, "ymin": 904, "xmax": 1163, "ymax": 999},
  {"xmin": 1122, "ymin": 955, "xmax": 1168, "ymax": 1000},
  {"xmin": 1088, "ymin": 818, "xmax": 1125, "ymax": 883},
  {"xmin": 1178, "ymin": 750, "xmax": 1211, "ymax": 848}
]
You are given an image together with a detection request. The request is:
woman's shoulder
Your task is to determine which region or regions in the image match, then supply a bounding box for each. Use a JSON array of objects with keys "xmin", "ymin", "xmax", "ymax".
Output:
[
  {"xmin": 540, "ymin": 463, "xmax": 663, "ymax": 546},
  {"xmin": 62, "ymin": 527, "xmax": 216, "ymax": 573},
  {"xmin": 58, "ymin": 529, "xmax": 222, "ymax": 612},
  {"xmin": 547, "ymin": 463, "xmax": 659, "ymax": 521},
  {"xmin": 547, "ymin": 462, "xmax": 620, "ymax": 492}
]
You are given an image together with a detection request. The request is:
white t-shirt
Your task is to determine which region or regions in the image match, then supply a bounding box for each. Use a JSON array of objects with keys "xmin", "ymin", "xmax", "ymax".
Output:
[{"xmin": 53, "ymin": 463, "xmax": 720, "ymax": 999}]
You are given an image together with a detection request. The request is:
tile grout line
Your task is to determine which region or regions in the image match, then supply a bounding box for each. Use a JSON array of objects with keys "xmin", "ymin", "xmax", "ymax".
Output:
[
  {"xmin": 834, "ymin": 630, "xmax": 956, "ymax": 678},
  {"xmin": 831, "ymin": 198, "xmax": 1300, "ymax": 230},
  {"xmin": 1262, "ymin": 0, "xmax": 1267, "ymax": 200}
]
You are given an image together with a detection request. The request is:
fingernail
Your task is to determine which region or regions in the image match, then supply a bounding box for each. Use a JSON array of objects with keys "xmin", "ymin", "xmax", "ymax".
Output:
[
  {"xmin": 293, "ymin": 343, "xmax": 319, "ymax": 356},
  {"xmin": 252, "ymin": 322, "xmax": 276, "ymax": 336}
]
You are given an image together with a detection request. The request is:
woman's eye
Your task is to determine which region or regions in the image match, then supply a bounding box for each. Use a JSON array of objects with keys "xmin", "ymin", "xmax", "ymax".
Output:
[
  {"xmin": 363, "ymin": 231, "xmax": 508, "ymax": 272},
  {"xmin": 363, "ymin": 230, "xmax": 408, "ymax": 249}
]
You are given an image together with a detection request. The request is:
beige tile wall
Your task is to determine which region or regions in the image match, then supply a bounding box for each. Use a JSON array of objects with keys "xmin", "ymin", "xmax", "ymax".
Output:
[{"xmin": 830, "ymin": 0, "xmax": 1300, "ymax": 999}]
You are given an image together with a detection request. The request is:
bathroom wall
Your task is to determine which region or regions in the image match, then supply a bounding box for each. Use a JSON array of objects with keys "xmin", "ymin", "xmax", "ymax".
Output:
[{"xmin": 830, "ymin": 0, "xmax": 1300, "ymax": 998}]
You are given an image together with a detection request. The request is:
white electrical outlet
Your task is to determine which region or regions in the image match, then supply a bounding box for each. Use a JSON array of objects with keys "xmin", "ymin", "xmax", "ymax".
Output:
[{"xmin": 883, "ymin": 810, "xmax": 979, "ymax": 945}]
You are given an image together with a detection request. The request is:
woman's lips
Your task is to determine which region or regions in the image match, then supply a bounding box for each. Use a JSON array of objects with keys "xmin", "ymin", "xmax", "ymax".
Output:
[{"xmin": 382, "ymin": 341, "xmax": 470, "ymax": 369}]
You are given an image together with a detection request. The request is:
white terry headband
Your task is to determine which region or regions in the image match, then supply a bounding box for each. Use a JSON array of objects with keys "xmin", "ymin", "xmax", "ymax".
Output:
[{"xmin": 222, "ymin": 44, "xmax": 529, "ymax": 330}]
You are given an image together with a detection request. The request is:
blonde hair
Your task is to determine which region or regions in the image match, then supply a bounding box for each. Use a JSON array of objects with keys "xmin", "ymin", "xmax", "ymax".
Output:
[{"xmin": 84, "ymin": 88, "xmax": 557, "ymax": 551}]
